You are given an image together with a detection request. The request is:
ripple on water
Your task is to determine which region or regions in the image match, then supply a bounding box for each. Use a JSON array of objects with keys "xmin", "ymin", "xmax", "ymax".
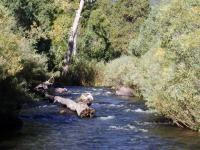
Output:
[
  {"xmin": 38, "ymin": 105, "xmax": 56, "ymax": 108},
  {"xmin": 71, "ymin": 92, "xmax": 81, "ymax": 95},
  {"xmin": 107, "ymin": 104, "xmax": 124, "ymax": 108},
  {"xmin": 94, "ymin": 103, "xmax": 124, "ymax": 109},
  {"xmin": 93, "ymin": 92, "xmax": 102, "ymax": 96},
  {"xmin": 124, "ymin": 108, "xmax": 154, "ymax": 114},
  {"xmin": 109, "ymin": 124, "xmax": 148, "ymax": 133},
  {"xmin": 99, "ymin": 116, "xmax": 115, "ymax": 120},
  {"xmin": 134, "ymin": 121, "xmax": 172, "ymax": 126}
]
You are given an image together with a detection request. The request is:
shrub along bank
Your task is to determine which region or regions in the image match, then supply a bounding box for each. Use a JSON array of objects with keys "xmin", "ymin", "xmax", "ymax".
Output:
[{"xmin": 102, "ymin": 0, "xmax": 200, "ymax": 131}]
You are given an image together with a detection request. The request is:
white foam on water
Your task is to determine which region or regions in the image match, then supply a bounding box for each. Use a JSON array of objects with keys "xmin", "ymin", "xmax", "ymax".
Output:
[
  {"xmin": 97, "ymin": 103, "xmax": 124, "ymax": 108},
  {"xmin": 135, "ymin": 108, "xmax": 147, "ymax": 113},
  {"xmin": 39, "ymin": 105, "xmax": 48, "ymax": 108},
  {"xmin": 138, "ymin": 129, "xmax": 148, "ymax": 133},
  {"xmin": 109, "ymin": 125, "xmax": 127, "ymax": 130},
  {"xmin": 124, "ymin": 108, "xmax": 154, "ymax": 114},
  {"xmin": 109, "ymin": 124, "xmax": 148, "ymax": 132},
  {"xmin": 134, "ymin": 121, "xmax": 171, "ymax": 126},
  {"xmin": 105, "ymin": 91, "xmax": 112, "ymax": 95},
  {"xmin": 99, "ymin": 116, "xmax": 115, "ymax": 120},
  {"xmin": 126, "ymin": 124, "xmax": 137, "ymax": 130},
  {"xmin": 107, "ymin": 104, "xmax": 124, "ymax": 108},
  {"xmin": 124, "ymin": 109, "xmax": 132, "ymax": 112},
  {"xmin": 94, "ymin": 92, "xmax": 102, "ymax": 96},
  {"xmin": 72, "ymin": 92, "xmax": 81, "ymax": 95},
  {"xmin": 109, "ymin": 124, "xmax": 136, "ymax": 131},
  {"xmin": 98, "ymin": 89, "xmax": 104, "ymax": 91}
]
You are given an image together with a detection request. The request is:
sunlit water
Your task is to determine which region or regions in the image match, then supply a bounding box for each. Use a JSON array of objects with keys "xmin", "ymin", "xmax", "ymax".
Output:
[{"xmin": 1, "ymin": 87, "xmax": 200, "ymax": 150}]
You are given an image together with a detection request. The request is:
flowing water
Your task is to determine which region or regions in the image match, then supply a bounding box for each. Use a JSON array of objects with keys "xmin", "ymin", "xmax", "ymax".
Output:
[{"xmin": 1, "ymin": 87, "xmax": 200, "ymax": 150}]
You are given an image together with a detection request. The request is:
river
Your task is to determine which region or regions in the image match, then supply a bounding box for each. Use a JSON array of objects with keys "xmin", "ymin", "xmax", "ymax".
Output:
[{"xmin": 0, "ymin": 87, "xmax": 200, "ymax": 150}]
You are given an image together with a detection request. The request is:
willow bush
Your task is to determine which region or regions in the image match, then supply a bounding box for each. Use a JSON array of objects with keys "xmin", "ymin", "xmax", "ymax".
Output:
[
  {"xmin": 138, "ymin": 0, "xmax": 200, "ymax": 130},
  {"xmin": 104, "ymin": 0, "xmax": 200, "ymax": 130}
]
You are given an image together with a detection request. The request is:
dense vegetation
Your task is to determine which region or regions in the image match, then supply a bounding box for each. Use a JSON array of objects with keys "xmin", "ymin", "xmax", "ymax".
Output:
[
  {"xmin": 66, "ymin": 0, "xmax": 150, "ymax": 85},
  {"xmin": 0, "ymin": 0, "xmax": 200, "ymax": 131},
  {"xmin": 0, "ymin": 4, "xmax": 48, "ymax": 117},
  {"xmin": 102, "ymin": 0, "xmax": 200, "ymax": 130},
  {"xmin": 0, "ymin": 0, "xmax": 82, "ymax": 118}
]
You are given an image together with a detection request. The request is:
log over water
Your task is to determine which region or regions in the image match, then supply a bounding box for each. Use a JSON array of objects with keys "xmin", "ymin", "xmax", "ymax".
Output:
[{"xmin": 35, "ymin": 82, "xmax": 95, "ymax": 118}]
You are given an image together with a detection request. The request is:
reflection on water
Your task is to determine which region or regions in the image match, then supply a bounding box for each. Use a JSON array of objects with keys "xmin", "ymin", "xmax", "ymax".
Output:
[{"xmin": 0, "ymin": 86, "xmax": 200, "ymax": 150}]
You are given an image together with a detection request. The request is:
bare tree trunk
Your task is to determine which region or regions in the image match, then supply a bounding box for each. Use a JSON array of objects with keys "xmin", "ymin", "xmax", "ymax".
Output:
[
  {"xmin": 63, "ymin": 0, "xmax": 85, "ymax": 74},
  {"xmin": 73, "ymin": 33, "xmax": 77, "ymax": 56}
]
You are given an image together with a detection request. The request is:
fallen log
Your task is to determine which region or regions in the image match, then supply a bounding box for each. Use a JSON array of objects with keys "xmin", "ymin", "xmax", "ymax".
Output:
[
  {"xmin": 54, "ymin": 96, "xmax": 95, "ymax": 118},
  {"xmin": 35, "ymin": 82, "xmax": 95, "ymax": 118}
]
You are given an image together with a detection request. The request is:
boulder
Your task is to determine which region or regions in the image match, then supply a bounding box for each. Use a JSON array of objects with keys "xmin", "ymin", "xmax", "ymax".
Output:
[{"xmin": 116, "ymin": 86, "xmax": 134, "ymax": 97}]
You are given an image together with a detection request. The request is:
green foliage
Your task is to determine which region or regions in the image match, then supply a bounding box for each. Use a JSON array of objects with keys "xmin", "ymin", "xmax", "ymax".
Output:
[
  {"xmin": 62, "ymin": 0, "xmax": 150, "ymax": 85},
  {"xmin": 1, "ymin": 0, "xmax": 58, "ymax": 30},
  {"xmin": 78, "ymin": 0, "xmax": 149, "ymax": 61},
  {"xmin": 102, "ymin": 56, "xmax": 142, "ymax": 97},
  {"xmin": 0, "ymin": 0, "xmax": 82, "ymax": 113},
  {"xmin": 137, "ymin": 0, "xmax": 200, "ymax": 130},
  {"xmin": 0, "ymin": 3, "xmax": 48, "ymax": 115},
  {"xmin": 49, "ymin": 0, "xmax": 80, "ymax": 70},
  {"xmin": 108, "ymin": 0, "xmax": 150, "ymax": 54},
  {"xmin": 104, "ymin": 0, "xmax": 200, "ymax": 130},
  {"xmin": 50, "ymin": 13, "xmax": 73, "ymax": 70},
  {"xmin": 0, "ymin": 0, "xmax": 80, "ymax": 72},
  {"xmin": 0, "ymin": 4, "xmax": 22, "ymax": 79},
  {"xmin": 62, "ymin": 56, "xmax": 100, "ymax": 86}
]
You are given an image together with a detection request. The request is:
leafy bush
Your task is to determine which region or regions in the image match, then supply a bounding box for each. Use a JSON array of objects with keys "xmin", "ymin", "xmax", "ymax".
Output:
[
  {"xmin": 102, "ymin": 56, "xmax": 142, "ymax": 97},
  {"xmin": 138, "ymin": 0, "xmax": 200, "ymax": 130},
  {"xmin": 0, "ymin": 4, "xmax": 48, "ymax": 115},
  {"xmin": 107, "ymin": 0, "xmax": 200, "ymax": 130},
  {"xmin": 61, "ymin": 56, "xmax": 101, "ymax": 86}
]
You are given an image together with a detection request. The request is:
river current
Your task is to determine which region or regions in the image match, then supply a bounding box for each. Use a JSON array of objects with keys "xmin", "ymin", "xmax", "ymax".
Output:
[{"xmin": 1, "ymin": 87, "xmax": 200, "ymax": 150}]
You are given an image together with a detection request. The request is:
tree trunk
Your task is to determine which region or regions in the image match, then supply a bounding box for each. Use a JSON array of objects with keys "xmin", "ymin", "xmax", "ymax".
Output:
[{"xmin": 63, "ymin": 0, "xmax": 85, "ymax": 74}]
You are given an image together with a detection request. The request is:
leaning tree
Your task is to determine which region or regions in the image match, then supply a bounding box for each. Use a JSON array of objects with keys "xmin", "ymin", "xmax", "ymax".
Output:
[{"xmin": 63, "ymin": 0, "xmax": 96, "ymax": 74}]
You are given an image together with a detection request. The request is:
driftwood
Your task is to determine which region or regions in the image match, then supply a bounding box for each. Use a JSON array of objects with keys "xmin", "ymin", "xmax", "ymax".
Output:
[
  {"xmin": 35, "ymin": 82, "xmax": 95, "ymax": 118},
  {"xmin": 54, "ymin": 95, "xmax": 95, "ymax": 118}
]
